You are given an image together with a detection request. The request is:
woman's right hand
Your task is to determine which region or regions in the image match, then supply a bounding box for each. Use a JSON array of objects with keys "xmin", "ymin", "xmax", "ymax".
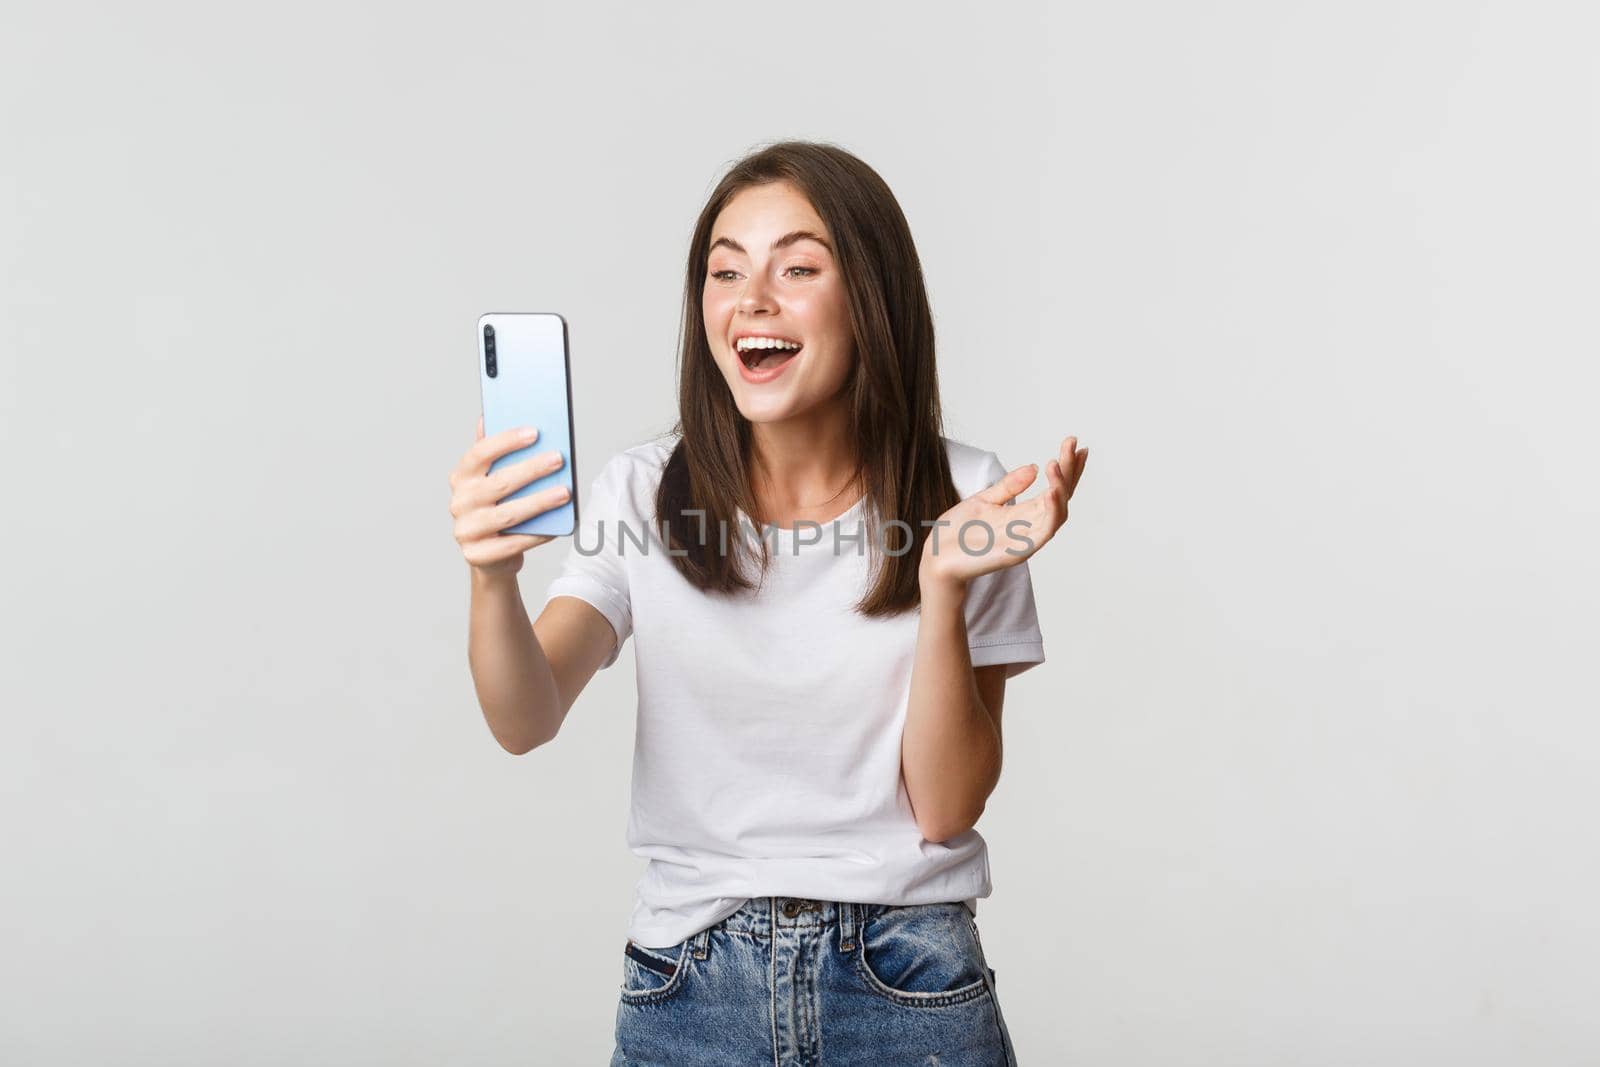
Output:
[{"xmin": 449, "ymin": 416, "xmax": 571, "ymax": 578}]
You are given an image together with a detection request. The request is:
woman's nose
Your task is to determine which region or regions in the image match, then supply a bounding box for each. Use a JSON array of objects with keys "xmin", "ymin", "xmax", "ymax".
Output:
[{"xmin": 738, "ymin": 271, "xmax": 775, "ymax": 312}]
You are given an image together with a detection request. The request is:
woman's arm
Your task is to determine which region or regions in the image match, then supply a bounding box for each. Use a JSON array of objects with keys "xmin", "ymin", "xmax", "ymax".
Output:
[
  {"xmin": 452, "ymin": 417, "xmax": 617, "ymax": 756},
  {"xmin": 901, "ymin": 436, "xmax": 1087, "ymax": 839},
  {"xmin": 467, "ymin": 568, "xmax": 616, "ymax": 755},
  {"xmin": 901, "ymin": 575, "xmax": 1007, "ymax": 841}
]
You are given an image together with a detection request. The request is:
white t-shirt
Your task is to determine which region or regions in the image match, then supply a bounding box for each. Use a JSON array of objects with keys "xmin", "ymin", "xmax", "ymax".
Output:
[{"xmin": 541, "ymin": 435, "xmax": 1046, "ymax": 948}]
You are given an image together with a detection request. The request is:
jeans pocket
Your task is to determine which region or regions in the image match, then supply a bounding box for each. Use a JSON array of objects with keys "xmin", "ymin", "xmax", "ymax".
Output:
[
  {"xmin": 619, "ymin": 937, "xmax": 692, "ymax": 1005},
  {"xmin": 853, "ymin": 902, "xmax": 991, "ymax": 1007}
]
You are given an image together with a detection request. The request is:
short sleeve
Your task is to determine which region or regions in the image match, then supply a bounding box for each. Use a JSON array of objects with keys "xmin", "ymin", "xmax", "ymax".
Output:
[
  {"xmin": 963, "ymin": 451, "xmax": 1046, "ymax": 679},
  {"xmin": 541, "ymin": 452, "xmax": 634, "ymax": 670}
]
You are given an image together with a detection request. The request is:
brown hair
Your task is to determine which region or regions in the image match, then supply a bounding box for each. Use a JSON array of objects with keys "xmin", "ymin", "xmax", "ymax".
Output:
[{"xmin": 654, "ymin": 139, "xmax": 960, "ymax": 616}]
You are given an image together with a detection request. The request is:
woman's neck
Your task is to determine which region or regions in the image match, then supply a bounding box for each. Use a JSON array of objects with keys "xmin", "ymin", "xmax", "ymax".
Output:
[{"xmin": 748, "ymin": 406, "xmax": 862, "ymax": 521}]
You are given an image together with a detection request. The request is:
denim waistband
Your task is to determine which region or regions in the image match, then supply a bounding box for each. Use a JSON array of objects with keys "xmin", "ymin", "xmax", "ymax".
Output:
[{"xmin": 715, "ymin": 896, "xmax": 899, "ymax": 936}]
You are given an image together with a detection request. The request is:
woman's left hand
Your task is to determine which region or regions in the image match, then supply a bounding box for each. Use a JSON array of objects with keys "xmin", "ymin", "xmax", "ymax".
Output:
[{"xmin": 919, "ymin": 435, "xmax": 1088, "ymax": 590}]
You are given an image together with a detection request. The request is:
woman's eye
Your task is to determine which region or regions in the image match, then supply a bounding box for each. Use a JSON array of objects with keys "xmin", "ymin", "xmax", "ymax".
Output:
[{"xmin": 707, "ymin": 267, "xmax": 816, "ymax": 282}]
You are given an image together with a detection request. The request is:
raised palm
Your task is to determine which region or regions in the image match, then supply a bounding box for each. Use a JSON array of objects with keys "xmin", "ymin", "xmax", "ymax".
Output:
[{"xmin": 919, "ymin": 435, "xmax": 1088, "ymax": 588}]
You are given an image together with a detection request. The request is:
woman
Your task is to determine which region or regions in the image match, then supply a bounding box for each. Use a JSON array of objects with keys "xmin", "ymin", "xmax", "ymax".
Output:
[{"xmin": 449, "ymin": 140, "xmax": 1087, "ymax": 1065}]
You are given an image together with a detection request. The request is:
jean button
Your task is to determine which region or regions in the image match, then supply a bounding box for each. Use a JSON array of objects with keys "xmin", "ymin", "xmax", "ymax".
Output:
[{"xmin": 781, "ymin": 899, "xmax": 802, "ymax": 918}]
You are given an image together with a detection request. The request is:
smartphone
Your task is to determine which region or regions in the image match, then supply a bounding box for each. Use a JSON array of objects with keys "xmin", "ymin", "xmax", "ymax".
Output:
[{"xmin": 477, "ymin": 312, "xmax": 577, "ymax": 537}]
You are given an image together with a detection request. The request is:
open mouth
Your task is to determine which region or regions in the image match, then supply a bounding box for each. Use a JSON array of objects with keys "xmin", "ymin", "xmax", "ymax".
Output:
[{"xmin": 736, "ymin": 336, "xmax": 804, "ymax": 372}]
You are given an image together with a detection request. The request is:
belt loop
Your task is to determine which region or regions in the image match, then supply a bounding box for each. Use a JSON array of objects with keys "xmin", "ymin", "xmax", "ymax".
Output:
[
  {"xmin": 692, "ymin": 925, "xmax": 710, "ymax": 960},
  {"xmin": 838, "ymin": 901, "xmax": 857, "ymax": 953}
]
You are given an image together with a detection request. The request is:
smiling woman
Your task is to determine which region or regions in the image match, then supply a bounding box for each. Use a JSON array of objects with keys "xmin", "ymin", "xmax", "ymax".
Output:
[
  {"xmin": 660, "ymin": 152, "xmax": 974, "ymax": 598},
  {"xmin": 454, "ymin": 138, "xmax": 1087, "ymax": 1067},
  {"xmin": 700, "ymin": 194, "xmax": 859, "ymax": 426}
]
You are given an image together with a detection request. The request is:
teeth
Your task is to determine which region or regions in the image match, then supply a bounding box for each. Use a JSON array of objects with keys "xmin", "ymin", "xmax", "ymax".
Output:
[{"xmin": 736, "ymin": 336, "xmax": 802, "ymax": 352}]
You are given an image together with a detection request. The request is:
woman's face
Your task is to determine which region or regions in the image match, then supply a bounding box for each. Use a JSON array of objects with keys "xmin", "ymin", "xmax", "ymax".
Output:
[{"xmin": 703, "ymin": 180, "xmax": 854, "ymax": 426}]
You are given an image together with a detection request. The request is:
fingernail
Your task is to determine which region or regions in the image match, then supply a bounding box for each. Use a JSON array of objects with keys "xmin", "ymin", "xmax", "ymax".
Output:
[{"xmin": 521, "ymin": 426, "xmax": 539, "ymax": 440}]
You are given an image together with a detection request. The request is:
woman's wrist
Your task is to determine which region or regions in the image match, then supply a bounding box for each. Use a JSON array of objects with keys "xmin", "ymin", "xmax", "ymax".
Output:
[{"xmin": 918, "ymin": 555, "xmax": 969, "ymax": 608}]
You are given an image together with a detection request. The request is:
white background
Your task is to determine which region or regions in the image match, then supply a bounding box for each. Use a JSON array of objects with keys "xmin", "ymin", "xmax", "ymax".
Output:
[{"xmin": 3, "ymin": 1, "xmax": 1597, "ymax": 1063}]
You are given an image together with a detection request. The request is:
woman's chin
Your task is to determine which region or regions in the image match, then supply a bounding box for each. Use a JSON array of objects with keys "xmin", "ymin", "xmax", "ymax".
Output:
[{"xmin": 735, "ymin": 396, "xmax": 798, "ymax": 424}]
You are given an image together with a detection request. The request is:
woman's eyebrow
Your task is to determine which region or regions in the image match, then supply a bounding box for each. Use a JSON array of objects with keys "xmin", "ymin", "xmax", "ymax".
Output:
[{"xmin": 710, "ymin": 229, "xmax": 832, "ymax": 256}]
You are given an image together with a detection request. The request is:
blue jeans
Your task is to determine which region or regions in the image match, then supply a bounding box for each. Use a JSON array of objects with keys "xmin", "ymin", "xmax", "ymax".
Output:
[{"xmin": 611, "ymin": 896, "xmax": 1018, "ymax": 1066}]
